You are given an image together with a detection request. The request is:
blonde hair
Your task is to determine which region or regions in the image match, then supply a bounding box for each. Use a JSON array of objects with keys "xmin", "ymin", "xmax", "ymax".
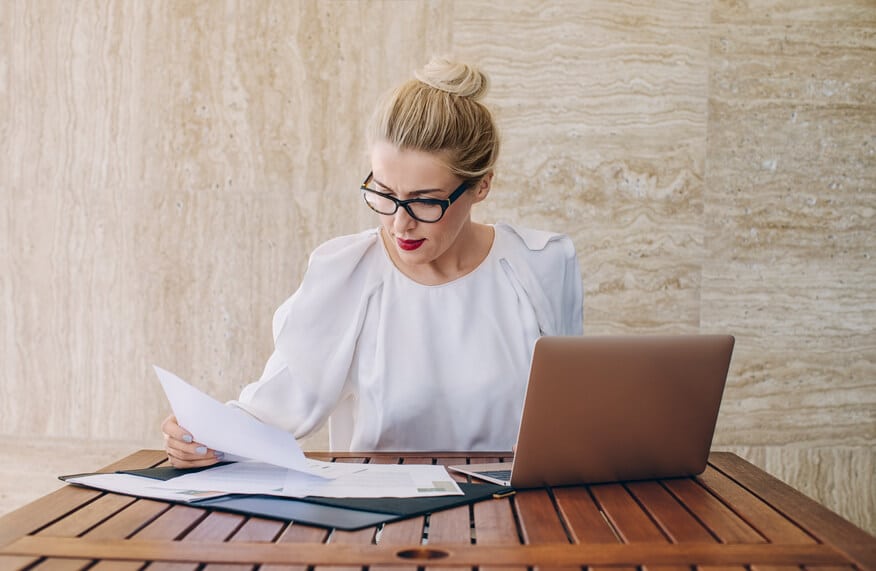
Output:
[{"xmin": 367, "ymin": 57, "xmax": 500, "ymax": 183}]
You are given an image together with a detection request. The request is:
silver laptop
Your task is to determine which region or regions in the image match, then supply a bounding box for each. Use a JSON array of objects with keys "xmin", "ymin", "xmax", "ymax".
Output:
[{"xmin": 449, "ymin": 335, "xmax": 735, "ymax": 488}]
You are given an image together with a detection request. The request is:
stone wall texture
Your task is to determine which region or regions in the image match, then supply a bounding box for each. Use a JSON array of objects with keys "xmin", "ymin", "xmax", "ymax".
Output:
[{"xmin": 1, "ymin": 1, "xmax": 873, "ymax": 533}]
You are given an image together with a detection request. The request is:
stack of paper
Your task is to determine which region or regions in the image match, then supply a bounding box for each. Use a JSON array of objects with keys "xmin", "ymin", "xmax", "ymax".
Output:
[{"xmin": 62, "ymin": 367, "xmax": 462, "ymax": 502}]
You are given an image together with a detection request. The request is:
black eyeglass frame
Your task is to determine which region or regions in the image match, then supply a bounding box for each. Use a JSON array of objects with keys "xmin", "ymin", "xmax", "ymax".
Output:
[{"xmin": 360, "ymin": 172, "xmax": 471, "ymax": 223}]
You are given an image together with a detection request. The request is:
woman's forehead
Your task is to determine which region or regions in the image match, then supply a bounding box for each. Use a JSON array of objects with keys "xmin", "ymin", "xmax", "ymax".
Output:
[{"xmin": 370, "ymin": 143, "xmax": 456, "ymax": 189}]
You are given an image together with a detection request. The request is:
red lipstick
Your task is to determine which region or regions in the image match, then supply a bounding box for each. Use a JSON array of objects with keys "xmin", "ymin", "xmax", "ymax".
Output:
[{"xmin": 397, "ymin": 237, "xmax": 425, "ymax": 251}]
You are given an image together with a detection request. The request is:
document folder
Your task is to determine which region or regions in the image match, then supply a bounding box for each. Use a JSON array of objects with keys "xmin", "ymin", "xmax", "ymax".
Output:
[
  {"xmin": 191, "ymin": 483, "xmax": 506, "ymax": 530},
  {"xmin": 62, "ymin": 465, "xmax": 510, "ymax": 531}
]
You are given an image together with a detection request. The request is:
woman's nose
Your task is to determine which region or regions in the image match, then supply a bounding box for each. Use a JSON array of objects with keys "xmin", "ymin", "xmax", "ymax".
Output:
[{"xmin": 391, "ymin": 206, "xmax": 416, "ymax": 233}]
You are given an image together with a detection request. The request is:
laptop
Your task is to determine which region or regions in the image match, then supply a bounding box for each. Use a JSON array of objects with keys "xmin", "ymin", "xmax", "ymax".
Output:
[{"xmin": 449, "ymin": 334, "xmax": 735, "ymax": 488}]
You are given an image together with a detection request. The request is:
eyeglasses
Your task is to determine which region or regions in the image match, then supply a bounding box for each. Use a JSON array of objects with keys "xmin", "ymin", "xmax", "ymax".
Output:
[{"xmin": 360, "ymin": 172, "xmax": 470, "ymax": 223}]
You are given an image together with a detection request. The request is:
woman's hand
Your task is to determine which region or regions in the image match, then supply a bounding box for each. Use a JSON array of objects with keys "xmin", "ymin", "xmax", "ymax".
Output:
[{"xmin": 162, "ymin": 414, "xmax": 224, "ymax": 468}]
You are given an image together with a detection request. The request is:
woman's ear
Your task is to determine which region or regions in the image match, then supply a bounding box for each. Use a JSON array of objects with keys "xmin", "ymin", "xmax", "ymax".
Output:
[{"xmin": 472, "ymin": 172, "xmax": 493, "ymax": 203}]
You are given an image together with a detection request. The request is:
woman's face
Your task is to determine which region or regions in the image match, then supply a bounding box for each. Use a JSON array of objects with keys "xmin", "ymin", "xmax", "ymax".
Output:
[{"xmin": 368, "ymin": 141, "xmax": 489, "ymax": 274}]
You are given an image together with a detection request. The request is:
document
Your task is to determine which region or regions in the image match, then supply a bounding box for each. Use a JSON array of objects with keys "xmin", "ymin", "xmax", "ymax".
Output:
[
  {"xmin": 285, "ymin": 462, "xmax": 462, "ymax": 497},
  {"xmin": 165, "ymin": 461, "xmax": 462, "ymax": 498},
  {"xmin": 130, "ymin": 366, "xmax": 463, "ymax": 499},
  {"xmin": 61, "ymin": 472, "xmax": 228, "ymax": 503},
  {"xmin": 154, "ymin": 366, "xmax": 317, "ymax": 474},
  {"xmin": 65, "ymin": 460, "xmax": 461, "ymax": 500}
]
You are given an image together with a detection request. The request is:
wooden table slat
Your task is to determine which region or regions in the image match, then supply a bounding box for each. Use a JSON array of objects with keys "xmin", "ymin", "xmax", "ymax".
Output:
[
  {"xmin": 750, "ymin": 566, "xmax": 820, "ymax": 571},
  {"xmin": 0, "ymin": 487, "xmax": 102, "ymax": 551},
  {"xmin": 36, "ymin": 499, "xmax": 173, "ymax": 571},
  {"xmin": 514, "ymin": 488, "xmax": 569, "ymax": 545},
  {"xmin": 0, "ymin": 487, "xmax": 98, "ymax": 570},
  {"xmin": 377, "ymin": 516, "xmax": 424, "ymax": 545},
  {"xmin": 513, "ymin": 488, "xmax": 580, "ymax": 571},
  {"xmin": 37, "ymin": 493, "xmax": 138, "ymax": 538},
  {"xmin": 179, "ymin": 511, "xmax": 245, "ymax": 542},
  {"xmin": 0, "ymin": 555, "xmax": 36, "ymax": 571},
  {"xmin": 82, "ymin": 498, "xmax": 171, "ymax": 540},
  {"xmin": 425, "ymin": 505, "xmax": 473, "ymax": 571},
  {"xmin": 145, "ymin": 510, "xmax": 248, "ymax": 571},
  {"xmin": 373, "ymin": 519, "xmax": 423, "ymax": 571},
  {"xmin": 708, "ymin": 452, "xmax": 875, "ymax": 570},
  {"xmin": 472, "ymin": 495, "xmax": 519, "ymax": 546},
  {"xmin": 624, "ymin": 480, "xmax": 728, "ymax": 571},
  {"xmin": 625, "ymin": 480, "xmax": 716, "ymax": 543},
  {"xmin": 696, "ymin": 464, "xmax": 815, "ymax": 544},
  {"xmin": 0, "ymin": 449, "xmax": 167, "ymax": 551},
  {"xmin": 0, "ymin": 451, "xmax": 871, "ymax": 571},
  {"xmin": 319, "ymin": 527, "xmax": 375, "ymax": 571},
  {"xmin": 473, "ymin": 495, "xmax": 525, "ymax": 571},
  {"xmin": 227, "ymin": 517, "xmax": 286, "ymax": 543},
  {"xmin": 260, "ymin": 522, "xmax": 330, "ymax": 571},
  {"xmin": 35, "ymin": 497, "xmax": 174, "ymax": 570},
  {"xmin": 588, "ymin": 483, "xmax": 702, "ymax": 571},
  {"xmin": 0, "ymin": 536, "xmax": 851, "ymax": 567},
  {"xmin": 25, "ymin": 557, "xmax": 92, "ymax": 571},
  {"xmin": 466, "ymin": 457, "xmax": 506, "ymax": 464},
  {"xmin": 89, "ymin": 504, "xmax": 208, "ymax": 571},
  {"xmin": 135, "ymin": 504, "xmax": 208, "ymax": 541},
  {"xmin": 427, "ymin": 505, "xmax": 471, "ymax": 545},
  {"xmin": 203, "ymin": 516, "xmax": 287, "ymax": 571},
  {"xmin": 561, "ymin": 486, "xmax": 639, "ymax": 571},
  {"xmin": 663, "ymin": 477, "xmax": 766, "ymax": 544},
  {"xmin": 552, "ymin": 485, "xmax": 620, "ymax": 547},
  {"xmin": 589, "ymin": 482, "xmax": 666, "ymax": 543}
]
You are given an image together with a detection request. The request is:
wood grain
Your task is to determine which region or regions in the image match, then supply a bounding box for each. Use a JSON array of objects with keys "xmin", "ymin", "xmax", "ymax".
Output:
[
  {"xmin": 0, "ymin": 452, "xmax": 871, "ymax": 570},
  {"xmin": 0, "ymin": 537, "xmax": 851, "ymax": 567}
]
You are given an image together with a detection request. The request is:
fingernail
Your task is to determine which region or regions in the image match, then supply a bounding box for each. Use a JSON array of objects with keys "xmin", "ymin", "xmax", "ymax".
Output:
[
  {"xmin": 215, "ymin": 452, "xmax": 225, "ymax": 460},
  {"xmin": 182, "ymin": 434, "xmax": 193, "ymax": 443},
  {"xmin": 196, "ymin": 446, "xmax": 207, "ymax": 455}
]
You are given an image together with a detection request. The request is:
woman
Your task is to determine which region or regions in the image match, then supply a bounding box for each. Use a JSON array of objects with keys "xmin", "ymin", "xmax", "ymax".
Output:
[{"xmin": 163, "ymin": 57, "xmax": 583, "ymax": 468}]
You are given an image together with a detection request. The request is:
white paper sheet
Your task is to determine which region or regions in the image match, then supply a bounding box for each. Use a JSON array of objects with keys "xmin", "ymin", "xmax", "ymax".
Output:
[
  {"xmin": 154, "ymin": 365, "xmax": 317, "ymax": 474},
  {"xmin": 63, "ymin": 473, "xmax": 228, "ymax": 503},
  {"xmin": 154, "ymin": 459, "xmax": 357, "ymax": 495},
  {"xmin": 157, "ymin": 461, "xmax": 289, "ymax": 494},
  {"xmin": 65, "ymin": 461, "xmax": 462, "ymax": 500},
  {"xmin": 280, "ymin": 462, "xmax": 463, "ymax": 497},
  {"xmin": 147, "ymin": 366, "xmax": 463, "ymax": 498},
  {"xmin": 158, "ymin": 461, "xmax": 462, "ymax": 498}
]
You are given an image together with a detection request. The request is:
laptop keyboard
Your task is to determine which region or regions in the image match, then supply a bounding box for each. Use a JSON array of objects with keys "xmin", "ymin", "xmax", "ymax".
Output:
[{"xmin": 478, "ymin": 470, "xmax": 512, "ymax": 480}]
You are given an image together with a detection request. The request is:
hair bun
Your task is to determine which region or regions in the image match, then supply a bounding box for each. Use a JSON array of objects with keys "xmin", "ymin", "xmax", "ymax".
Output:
[{"xmin": 414, "ymin": 57, "xmax": 489, "ymax": 100}]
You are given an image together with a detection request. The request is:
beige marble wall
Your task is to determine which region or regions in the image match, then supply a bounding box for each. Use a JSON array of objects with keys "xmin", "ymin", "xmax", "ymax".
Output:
[
  {"xmin": 1, "ymin": 1, "xmax": 873, "ymax": 533},
  {"xmin": 704, "ymin": 0, "xmax": 875, "ymax": 534}
]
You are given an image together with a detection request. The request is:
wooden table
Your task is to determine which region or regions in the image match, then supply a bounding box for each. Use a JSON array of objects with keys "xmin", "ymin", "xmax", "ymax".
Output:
[{"xmin": 0, "ymin": 450, "xmax": 873, "ymax": 570}]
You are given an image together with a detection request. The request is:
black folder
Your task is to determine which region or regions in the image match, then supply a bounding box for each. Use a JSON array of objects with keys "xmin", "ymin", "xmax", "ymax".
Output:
[{"xmin": 62, "ymin": 464, "xmax": 512, "ymax": 531}]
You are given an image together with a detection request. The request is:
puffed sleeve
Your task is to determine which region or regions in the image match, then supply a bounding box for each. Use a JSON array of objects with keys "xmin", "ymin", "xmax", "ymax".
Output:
[
  {"xmin": 228, "ymin": 229, "xmax": 382, "ymax": 439},
  {"xmin": 497, "ymin": 223, "xmax": 584, "ymax": 336}
]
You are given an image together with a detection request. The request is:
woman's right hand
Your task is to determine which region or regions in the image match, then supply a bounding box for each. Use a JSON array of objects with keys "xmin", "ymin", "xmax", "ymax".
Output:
[{"xmin": 162, "ymin": 414, "xmax": 224, "ymax": 469}]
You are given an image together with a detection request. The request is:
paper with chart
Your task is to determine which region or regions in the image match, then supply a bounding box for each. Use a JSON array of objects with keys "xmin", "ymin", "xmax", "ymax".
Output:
[
  {"xmin": 64, "ymin": 459, "xmax": 462, "ymax": 500},
  {"xmin": 161, "ymin": 460, "xmax": 463, "ymax": 498},
  {"xmin": 61, "ymin": 472, "xmax": 229, "ymax": 503}
]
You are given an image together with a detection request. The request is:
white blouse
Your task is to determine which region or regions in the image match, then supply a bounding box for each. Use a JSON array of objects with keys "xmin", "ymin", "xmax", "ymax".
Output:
[{"xmin": 230, "ymin": 222, "xmax": 583, "ymax": 451}]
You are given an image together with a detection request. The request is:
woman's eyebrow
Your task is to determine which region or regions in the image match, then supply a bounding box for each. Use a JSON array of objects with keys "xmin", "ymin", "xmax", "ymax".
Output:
[{"xmin": 372, "ymin": 177, "xmax": 444, "ymax": 196}]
